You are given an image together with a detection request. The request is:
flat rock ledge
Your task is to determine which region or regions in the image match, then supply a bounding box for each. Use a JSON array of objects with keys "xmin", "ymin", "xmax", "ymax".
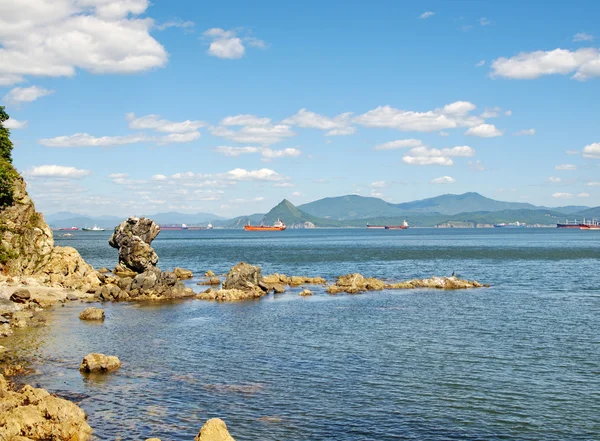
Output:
[
  {"xmin": 326, "ymin": 273, "xmax": 489, "ymax": 294},
  {"xmin": 79, "ymin": 307, "xmax": 105, "ymax": 321},
  {"xmin": 0, "ymin": 374, "xmax": 93, "ymax": 440},
  {"xmin": 79, "ymin": 353, "xmax": 121, "ymax": 373}
]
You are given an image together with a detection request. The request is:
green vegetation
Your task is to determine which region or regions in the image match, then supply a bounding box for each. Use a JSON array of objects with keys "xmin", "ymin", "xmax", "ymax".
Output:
[
  {"xmin": 0, "ymin": 107, "xmax": 17, "ymax": 207},
  {"xmin": 0, "ymin": 244, "xmax": 16, "ymax": 265},
  {"xmin": 0, "ymin": 106, "xmax": 14, "ymax": 163},
  {"xmin": 262, "ymin": 199, "xmax": 343, "ymax": 227},
  {"xmin": 298, "ymin": 195, "xmax": 404, "ymax": 220}
]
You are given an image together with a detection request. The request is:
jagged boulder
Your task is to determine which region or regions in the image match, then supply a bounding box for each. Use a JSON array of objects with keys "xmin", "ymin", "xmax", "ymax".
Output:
[
  {"xmin": 109, "ymin": 217, "xmax": 160, "ymax": 273},
  {"xmin": 195, "ymin": 418, "xmax": 236, "ymax": 441},
  {"xmin": 79, "ymin": 353, "xmax": 121, "ymax": 373},
  {"xmin": 79, "ymin": 307, "xmax": 105, "ymax": 321},
  {"xmin": 173, "ymin": 267, "xmax": 193, "ymax": 280},
  {"xmin": 222, "ymin": 262, "xmax": 264, "ymax": 292},
  {"xmin": 0, "ymin": 374, "xmax": 93, "ymax": 440}
]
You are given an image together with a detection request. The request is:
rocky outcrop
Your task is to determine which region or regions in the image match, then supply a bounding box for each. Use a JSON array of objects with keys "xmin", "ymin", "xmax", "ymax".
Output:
[
  {"xmin": 79, "ymin": 307, "xmax": 105, "ymax": 321},
  {"xmin": 196, "ymin": 288, "xmax": 264, "ymax": 302},
  {"xmin": 197, "ymin": 276, "xmax": 221, "ymax": 286},
  {"xmin": 9, "ymin": 288, "xmax": 30, "ymax": 303},
  {"xmin": 0, "ymin": 173, "xmax": 101, "ymax": 292},
  {"xmin": 262, "ymin": 273, "xmax": 326, "ymax": 287},
  {"xmin": 109, "ymin": 217, "xmax": 160, "ymax": 273},
  {"xmin": 195, "ymin": 418, "xmax": 236, "ymax": 441},
  {"xmin": 0, "ymin": 374, "xmax": 93, "ymax": 440},
  {"xmin": 326, "ymin": 273, "xmax": 488, "ymax": 294},
  {"xmin": 222, "ymin": 263, "xmax": 263, "ymax": 291},
  {"xmin": 299, "ymin": 288, "xmax": 313, "ymax": 296},
  {"xmin": 173, "ymin": 267, "xmax": 194, "ymax": 280},
  {"xmin": 79, "ymin": 353, "xmax": 121, "ymax": 373}
]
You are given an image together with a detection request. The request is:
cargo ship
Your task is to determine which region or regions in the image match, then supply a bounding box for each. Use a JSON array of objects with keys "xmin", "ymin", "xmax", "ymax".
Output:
[
  {"xmin": 385, "ymin": 220, "xmax": 409, "ymax": 230},
  {"xmin": 579, "ymin": 219, "xmax": 600, "ymax": 230},
  {"xmin": 53, "ymin": 226, "xmax": 78, "ymax": 231},
  {"xmin": 245, "ymin": 219, "xmax": 286, "ymax": 231},
  {"xmin": 160, "ymin": 223, "xmax": 213, "ymax": 231},
  {"xmin": 81, "ymin": 225, "xmax": 105, "ymax": 231},
  {"xmin": 366, "ymin": 223, "xmax": 385, "ymax": 229},
  {"xmin": 494, "ymin": 221, "xmax": 526, "ymax": 228},
  {"xmin": 557, "ymin": 218, "xmax": 599, "ymax": 229}
]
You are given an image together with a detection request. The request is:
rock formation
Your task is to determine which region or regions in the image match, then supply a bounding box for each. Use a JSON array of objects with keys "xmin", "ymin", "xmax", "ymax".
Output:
[
  {"xmin": 79, "ymin": 353, "xmax": 121, "ymax": 373},
  {"xmin": 0, "ymin": 172, "xmax": 100, "ymax": 292},
  {"xmin": 299, "ymin": 288, "xmax": 313, "ymax": 296},
  {"xmin": 262, "ymin": 273, "xmax": 326, "ymax": 287},
  {"xmin": 195, "ymin": 418, "xmax": 236, "ymax": 441},
  {"xmin": 197, "ymin": 263, "xmax": 269, "ymax": 301},
  {"xmin": 173, "ymin": 267, "xmax": 194, "ymax": 280},
  {"xmin": 0, "ymin": 374, "xmax": 93, "ymax": 440},
  {"xmin": 79, "ymin": 307, "xmax": 105, "ymax": 321},
  {"xmin": 109, "ymin": 216, "xmax": 160, "ymax": 273}
]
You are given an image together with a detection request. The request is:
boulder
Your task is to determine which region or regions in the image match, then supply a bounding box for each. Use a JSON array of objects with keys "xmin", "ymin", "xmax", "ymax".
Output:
[
  {"xmin": 205, "ymin": 270, "xmax": 216, "ymax": 277},
  {"xmin": 326, "ymin": 273, "xmax": 367, "ymax": 294},
  {"xmin": 196, "ymin": 288, "xmax": 265, "ymax": 302},
  {"xmin": 109, "ymin": 216, "xmax": 160, "ymax": 248},
  {"xmin": 109, "ymin": 217, "xmax": 160, "ymax": 273},
  {"xmin": 79, "ymin": 353, "xmax": 121, "ymax": 373},
  {"xmin": 10, "ymin": 288, "xmax": 31, "ymax": 303},
  {"xmin": 222, "ymin": 262, "xmax": 263, "ymax": 292},
  {"xmin": 113, "ymin": 264, "xmax": 138, "ymax": 278},
  {"xmin": 79, "ymin": 307, "xmax": 105, "ymax": 321},
  {"xmin": 197, "ymin": 277, "xmax": 221, "ymax": 286},
  {"xmin": 299, "ymin": 289, "xmax": 313, "ymax": 296},
  {"xmin": 98, "ymin": 267, "xmax": 111, "ymax": 273},
  {"xmin": 173, "ymin": 267, "xmax": 194, "ymax": 280},
  {"xmin": 195, "ymin": 418, "xmax": 236, "ymax": 441},
  {"xmin": 0, "ymin": 374, "xmax": 93, "ymax": 441},
  {"xmin": 272, "ymin": 283, "xmax": 286, "ymax": 294}
]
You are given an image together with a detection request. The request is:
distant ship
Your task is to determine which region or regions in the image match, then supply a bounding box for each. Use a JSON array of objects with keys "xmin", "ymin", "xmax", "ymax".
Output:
[
  {"xmin": 557, "ymin": 218, "xmax": 599, "ymax": 229},
  {"xmin": 366, "ymin": 223, "xmax": 385, "ymax": 229},
  {"xmin": 494, "ymin": 221, "xmax": 526, "ymax": 228},
  {"xmin": 54, "ymin": 226, "xmax": 78, "ymax": 231},
  {"xmin": 385, "ymin": 220, "xmax": 409, "ymax": 230},
  {"xmin": 245, "ymin": 219, "xmax": 286, "ymax": 231},
  {"xmin": 81, "ymin": 225, "xmax": 105, "ymax": 231},
  {"xmin": 160, "ymin": 223, "xmax": 213, "ymax": 231}
]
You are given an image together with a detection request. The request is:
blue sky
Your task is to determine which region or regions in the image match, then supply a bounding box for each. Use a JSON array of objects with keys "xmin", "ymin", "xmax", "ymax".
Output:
[{"xmin": 1, "ymin": 0, "xmax": 600, "ymax": 217}]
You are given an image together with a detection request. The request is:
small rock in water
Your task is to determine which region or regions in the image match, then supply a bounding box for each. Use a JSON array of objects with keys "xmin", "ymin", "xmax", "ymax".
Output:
[
  {"xmin": 299, "ymin": 288, "xmax": 314, "ymax": 296},
  {"xmin": 79, "ymin": 307, "xmax": 105, "ymax": 321},
  {"xmin": 173, "ymin": 267, "xmax": 194, "ymax": 280},
  {"xmin": 79, "ymin": 353, "xmax": 121, "ymax": 373},
  {"xmin": 195, "ymin": 418, "xmax": 236, "ymax": 441},
  {"xmin": 205, "ymin": 270, "xmax": 216, "ymax": 277},
  {"xmin": 10, "ymin": 288, "xmax": 31, "ymax": 303}
]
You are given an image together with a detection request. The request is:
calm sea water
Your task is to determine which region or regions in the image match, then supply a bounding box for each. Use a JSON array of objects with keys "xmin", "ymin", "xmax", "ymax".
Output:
[{"xmin": 8, "ymin": 228, "xmax": 600, "ymax": 440}]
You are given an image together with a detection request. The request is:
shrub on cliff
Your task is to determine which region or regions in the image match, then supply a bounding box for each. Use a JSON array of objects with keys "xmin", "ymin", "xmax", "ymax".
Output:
[
  {"xmin": 0, "ymin": 106, "xmax": 13, "ymax": 163},
  {"xmin": 0, "ymin": 106, "xmax": 16, "ymax": 207}
]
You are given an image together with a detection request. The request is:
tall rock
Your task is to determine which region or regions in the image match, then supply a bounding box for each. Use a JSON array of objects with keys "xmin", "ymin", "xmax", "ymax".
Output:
[
  {"xmin": 109, "ymin": 217, "xmax": 160, "ymax": 273},
  {"xmin": 0, "ymin": 172, "xmax": 100, "ymax": 292}
]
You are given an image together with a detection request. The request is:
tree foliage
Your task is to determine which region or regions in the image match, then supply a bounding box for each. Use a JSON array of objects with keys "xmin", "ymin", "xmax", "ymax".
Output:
[
  {"xmin": 0, "ymin": 106, "xmax": 13, "ymax": 163},
  {"xmin": 0, "ymin": 158, "xmax": 17, "ymax": 207}
]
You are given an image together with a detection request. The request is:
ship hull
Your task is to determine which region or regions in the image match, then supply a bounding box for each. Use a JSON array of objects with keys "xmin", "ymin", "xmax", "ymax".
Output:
[
  {"xmin": 366, "ymin": 226, "xmax": 385, "ymax": 229},
  {"xmin": 384, "ymin": 226, "xmax": 408, "ymax": 229},
  {"xmin": 244, "ymin": 226, "xmax": 286, "ymax": 231},
  {"xmin": 557, "ymin": 224, "xmax": 582, "ymax": 229}
]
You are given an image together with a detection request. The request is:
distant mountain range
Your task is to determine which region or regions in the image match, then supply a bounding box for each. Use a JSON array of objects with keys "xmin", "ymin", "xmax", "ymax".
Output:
[{"xmin": 43, "ymin": 192, "xmax": 599, "ymax": 229}]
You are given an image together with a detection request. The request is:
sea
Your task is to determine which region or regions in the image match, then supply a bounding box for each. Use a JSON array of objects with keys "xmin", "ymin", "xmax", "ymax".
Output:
[{"xmin": 6, "ymin": 228, "xmax": 600, "ymax": 440}]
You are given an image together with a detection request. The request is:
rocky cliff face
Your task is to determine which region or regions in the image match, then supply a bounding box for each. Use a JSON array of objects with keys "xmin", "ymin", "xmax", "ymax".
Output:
[{"xmin": 0, "ymin": 172, "xmax": 100, "ymax": 291}]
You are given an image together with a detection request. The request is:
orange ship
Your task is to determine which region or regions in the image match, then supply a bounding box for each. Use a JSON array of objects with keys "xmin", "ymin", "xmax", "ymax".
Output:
[{"xmin": 244, "ymin": 219, "xmax": 287, "ymax": 231}]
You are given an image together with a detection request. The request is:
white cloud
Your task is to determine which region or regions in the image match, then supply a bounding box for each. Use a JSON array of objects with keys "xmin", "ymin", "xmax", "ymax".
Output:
[
  {"xmin": 2, "ymin": 118, "xmax": 28, "ymax": 129},
  {"xmin": 374, "ymin": 139, "xmax": 424, "ymax": 150},
  {"xmin": 210, "ymin": 123, "xmax": 295, "ymax": 146},
  {"xmin": 552, "ymin": 192, "xmax": 573, "ymax": 199},
  {"xmin": 369, "ymin": 181, "xmax": 388, "ymax": 188},
  {"xmin": 220, "ymin": 114, "xmax": 271, "ymax": 126},
  {"xmin": 39, "ymin": 133, "xmax": 148, "ymax": 147},
  {"xmin": 371, "ymin": 190, "xmax": 383, "ymax": 198},
  {"xmin": 126, "ymin": 113, "xmax": 205, "ymax": 133},
  {"xmin": 582, "ymin": 142, "xmax": 600, "ymax": 158},
  {"xmin": 291, "ymin": 192, "xmax": 302, "ymax": 197},
  {"xmin": 479, "ymin": 17, "xmax": 491, "ymax": 26},
  {"xmin": 231, "ymin": 196, "xmax": 265, "ymax": 203},
  {"xmin": 490, "ymin": 47, "xmax": 600, "ymax": 81},
  {"xmin": 282, "ymin": 109, "xmax": 355, "ymax": 136},
  {"xmin": 260, "ymin": 147, "xmax": 301, "ymax": 160},
  {"xmin": 273, "ymin": 182, "xmax": 294, "ymax": 188},
  {"xmin": 555, "ymin": 164, "xmax": 577, "ymax": 170},
  {"xmin": 546, "ymin": 177, "xmax": 561, "ymax": 183},
  {"xmin": 226, "ymin": 168, "xmax": 286, "ymax": 181},
  {"xmin": 156, "ymin": 19, "xmax": 194, "ymax": 31},
  {"xmin": 403, "ymin": 145, "xmax": 475, "ymax": 167},
  {"xmin": 0, "ymin": 0, "xmax": 167, "ymax": 84},
  {"xmin": 586, "ymin": 181, "xmax": 600, "ymax": 187},
  {"xmin": 468, "ymin": 160, "xmax": 486, "ymax": 171},
  {"xmin": 355, "ymin": 100, "xmax": 483, "ymax": 132},
  {"xmin": 155, "ymin": 132, "xmax": 200, "ymax": 144},
  {"xmin": 0, "ymin": 74, "xmax": 24, "ymax": 86},
  {"xmin": 480, "ymin": 107, "xmax": 502, "ymax": 118},
  {"xmin": 573, "ymin": 33, "xmax": 594, "ymax": 42},
  {"xmin": 152, "ymin": 174, "xmax": 166, "ymax": 181},
  {"xmin": 212, "ymin": 145, "xmax": 300, "ymax": 161},
  {"xmin": 505, "ymin": 110, "xmax": 512, "ymax": 116},
  {"xmin": 476, "ymin": 60, "xmax": 485, "ymax": 67},
  {"xmin": 3, "ymin": 86, "xmax": 53, "ymax": 104},
  {"xmin": 513, "ymin": 128, "xmax": 536, "ymax": 136},
  {"xmin": 566, "ymin": 149, "xmax": 579, "ymax": 155},
  {"xmin": 203, "ymin": 28, "xmax": 267, "ymax": 59},
  {"xmin": 465, "ymin": 123, "xmax": 503, "ymax": 138},
  {"xmin": 578, "ymin": 192, "xmax": 590, "ymax": 198},
  {"xmin": 29, "ymin": 164, "xmax": 91, "ymax": 179},
  {"xmin": 419, "ymin": 11, "xmax": 435, "ymax": 19},
  {"xmin": 431, "ymin": 176, "xmax": 456, "ymax": 184},
  {"xmin": 213, "ymin": 146, "xmax": 260, "ymax": 156}
]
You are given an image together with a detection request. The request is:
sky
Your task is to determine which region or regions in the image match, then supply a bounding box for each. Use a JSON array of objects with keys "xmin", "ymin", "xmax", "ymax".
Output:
[{"xmin": 1, "ymin": 0, "xmax": 600, "ymax": 217}]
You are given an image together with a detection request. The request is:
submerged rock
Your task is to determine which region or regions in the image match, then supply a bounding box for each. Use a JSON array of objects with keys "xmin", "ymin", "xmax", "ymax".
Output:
[
  {"xmin": 195, "ymin": 418, "xmax": 236, "ymax": 441},
  {"xmin": 263, "ymin": 273, "xmax": 326, "ymax": 286},
  {"xmin": 173, "ymin": 267, "xmax": 194, "ymax": 280},
  {"xmin": 197, "ymin": 288, "xmax": 264, "ymax": 302},
  {"xmin": 299, "ymin": 288, "xmax": 313, "ymax": 296},
  {"xmin": 79, "ymin": 353, "xmax": 121, "ymax": 373},
  {"xmin": 79, "ymin": 307, "xmax": 105, "ymax": 321},
  {"xmin": 0, "ymin": 374, "xmax": 93, "ymax": 440}
]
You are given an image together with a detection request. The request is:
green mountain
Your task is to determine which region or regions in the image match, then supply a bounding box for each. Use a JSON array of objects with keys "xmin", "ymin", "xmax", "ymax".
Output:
[
  {"xmin": 298, "ymin": 195, "xmax": 403, "ymax": 220},
  {"xmin": 571, "ymin": 206, "xmax": 600, "ymax": 219},
  {"xmin": 446, "ymin": 209, "xmax": 565, "ymax": 225},
  {"xmin": 216, "ymin": 213, "xmax": 265, "ymax": 228},
  {"xmin": 261, "ymin": 199, "xmax": 342, "ymax": 227}
]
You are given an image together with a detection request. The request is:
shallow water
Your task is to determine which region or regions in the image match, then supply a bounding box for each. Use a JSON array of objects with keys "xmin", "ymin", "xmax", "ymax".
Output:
[{"xmin": 7, "ymin": 228, "xmax": 600, "ymax": 440}]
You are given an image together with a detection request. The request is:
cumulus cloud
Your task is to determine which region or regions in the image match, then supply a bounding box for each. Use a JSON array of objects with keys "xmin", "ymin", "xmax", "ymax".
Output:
[
  {"xmin": 261, "ymin": 147, "xmax": 301, "ymax": 160},
  {"xmin": 213, "ymin": 146, "xmax": 260, "ymax": 156},
  {"xmin": 355, "ymin": 100, "xmax": 483, "ymax": 132},
  {"xmin": 403, "ymin": 145, "xmax": 475, "ymax": 166},
  {"xmin": 514, "ymin": 128, "xmax": 535, "ymax": 136},
  {"xmin": 2, "ymin": 118, "xmax": 28, "ymax": 129},
  {"xmin": 582, "ymin": 142, "xmax": 600, "ymax": 158},
  {"xmin": 152, "ymin": 174, "xmax": 167, "ymax": 181},
  {"xmin": 226, "ymin": 168, "xmax": 286, "ymax": 181},
  {"xmin": 126, "ymin": 113, "xmax": 205, "ymax": 133},
  {"xmin": 468, "ymin": 160, "xmax": 486, "ymax": 171},
  {"xmin": 577, "ymin": 192, "xmax": 590, "ymax": 198},
  {"xmin": 210, "ymin": 123, "xmax": 295, "ymax": 146},
  {"xmin": 0, "ymin": 0, "xmax": 167, "ymax": 85},
  {"xmin": 220, "ymin": 114, "xmax": 271, "ymax": 126},
  {"xmin": 39, "ymin": 133, "xmax": 149, "ymax": 147},
  {"xmin": 369, "ymin": 181, "xmax": 388, "ymax": 188},
  {"xmin": 480, "ymin": 107, "xmax": 502, "ymax": 118},
  {"xmin": 546, "ymin": 177, "xmax": 561, "ymax": 183},
  {"xmin": 573, "ymin": 33, "xmax": 594, "ymax": 42},
  {"xmin": 203, "ymin": 28, "xmax": 267, "ymax": 59},
  {"xmin": 419, "ymin": 11, "xmax": 435, "ymax": 19},
  {"xmin": 155, "ymin": 19, "xmax": 194, "ymax": 31},
  {"xmin": 283, "ymin": 109, "xmax": 355, "ymax": 136},
  {"xmin": 586, "ymin": 181, "xmax": 600, "ymax": 187},
  {"xmin": 374, "ymin": 139, "xmax": 424, "ymax": 150},
  {"xmin": 29, "ymin": 165, "xmax": 91, "ymax": 179},
  {"xmin": 431, "ymin": 176, "xmax": 456, "ymax": 184},
  {"xmin": 552, "ymin": 192, "xmax": 573, "ymax": 199},
  {"xmin": 555, "ymin": 164, "xmax": 577, "ymax": 170},
  {"xmin": 3, "ymin": 86, "xmax": 53, "ymax": 104},
  {"xmin": 465, "ymin": 123, "xmax": 503, "ymax": 137},
  {"xmin": 490, "ymin": 47, "xmax": 600, "ymax": 81}
]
